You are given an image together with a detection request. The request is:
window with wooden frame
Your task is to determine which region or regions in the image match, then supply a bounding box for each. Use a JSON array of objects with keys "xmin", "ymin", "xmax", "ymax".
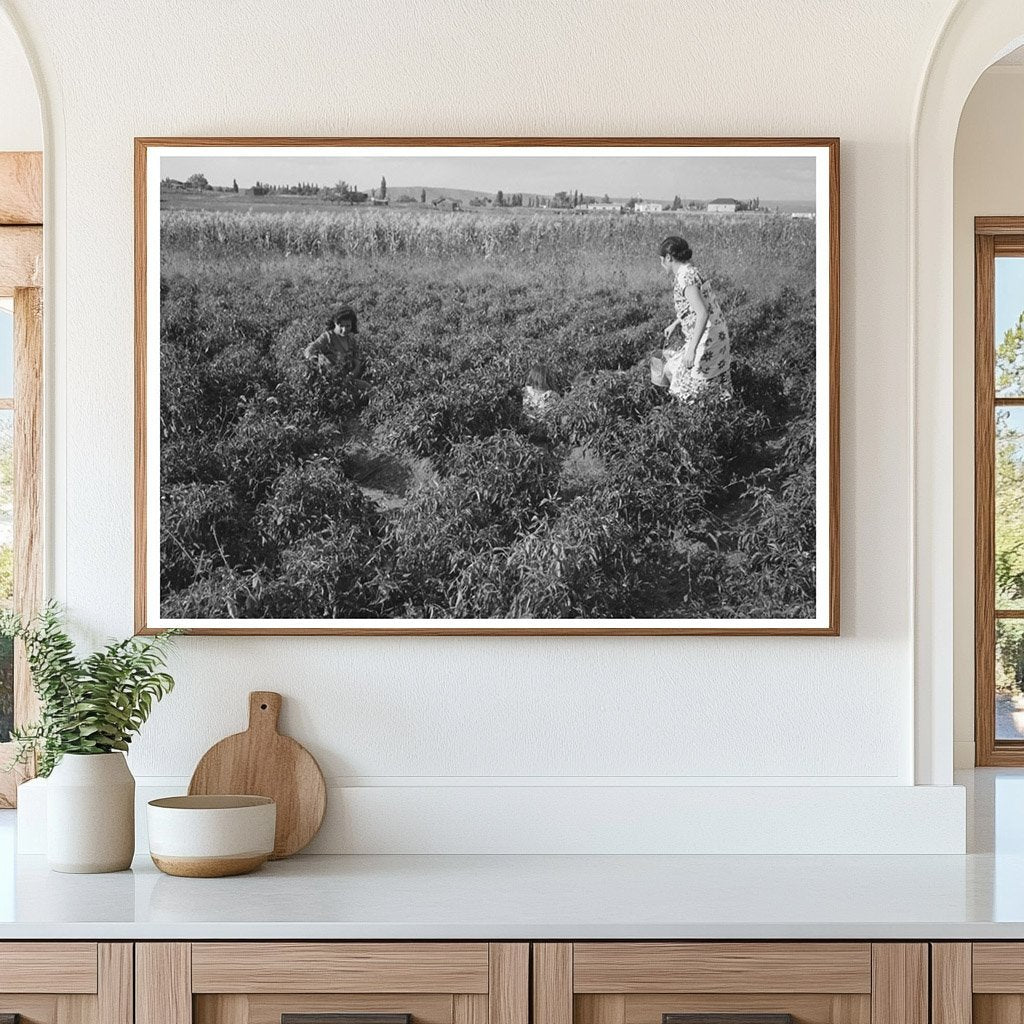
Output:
[
  {"xmin": 0, "ymin": 151, "xmax": 43, "ymax": 806},
  {"xmin": 975, "ymin": 217, "xmax": 1024, "ymax": 764}
]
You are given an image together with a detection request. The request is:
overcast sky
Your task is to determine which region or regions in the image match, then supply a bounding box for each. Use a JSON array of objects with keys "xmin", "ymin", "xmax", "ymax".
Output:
[
  {"xmin": 161, "ymin": 152, "xmax": 817, "ymax": 202},
  {"xmin": 998, "ymin": 257, "xmax": 1024, "ymax": 340}
]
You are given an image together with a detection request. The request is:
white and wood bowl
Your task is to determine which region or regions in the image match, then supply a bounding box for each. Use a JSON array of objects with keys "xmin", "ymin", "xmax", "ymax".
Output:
[{"xmin": 147, "ymin": 795, "xmax": 276, "ymax": 877}]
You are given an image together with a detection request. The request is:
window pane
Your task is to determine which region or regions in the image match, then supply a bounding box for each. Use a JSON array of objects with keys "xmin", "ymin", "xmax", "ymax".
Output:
[
  {"xmin": 997, "ymin": 407, "xmax": 1024, "ymax": 609},
  {"xmin": 0, "ymin": 306, "xmax": 12, "ymax": 399},
  {"xmin": 0, "ymin": 409, "xmax": 12, "ymax": 742},
  {"xmin": 998, "ymin": 620, "xmax": 1024, "ymax": 740},
  {"xmin": 997, "ymin": 256, "xmax": 1024, "ymax": 397}
]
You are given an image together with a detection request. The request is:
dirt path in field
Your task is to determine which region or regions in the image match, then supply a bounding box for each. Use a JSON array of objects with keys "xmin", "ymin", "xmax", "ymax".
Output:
[
  {"xmin": 343, "ymin": 421, "xmax": 438, "ymax": 512},
  {"xmin": 346, "ymin": 444, "xmax": 414, "ymax": 510}
]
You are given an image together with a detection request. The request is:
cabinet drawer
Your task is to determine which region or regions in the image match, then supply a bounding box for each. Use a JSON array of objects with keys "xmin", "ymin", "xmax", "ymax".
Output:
[
  {"xmin": 191, "ymin": 944, "xmax": 491, "ymax": 994},
  {"xmin": 571, "ymin": 944, "xmax": 872, "ymax": 994},
  {"xmin": 534, "ymin": 944, "xmax": 925, "ymax": 1024},
  {"xmin": 0, "ymin": 942, "xmax": 98, "ymax": 994},
  {"xmin": 139, "ymin": 942, "xmax": 529, "ymax": 1024},
  {"xmin": 973, "ymin": 944, "xmax": 1024, "ymax": 992}
]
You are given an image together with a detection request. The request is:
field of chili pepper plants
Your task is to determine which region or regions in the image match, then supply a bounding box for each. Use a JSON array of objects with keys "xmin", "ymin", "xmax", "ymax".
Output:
[{"xmin": 158, "ymin": 205, "xmax": 819, "ymax": 621}]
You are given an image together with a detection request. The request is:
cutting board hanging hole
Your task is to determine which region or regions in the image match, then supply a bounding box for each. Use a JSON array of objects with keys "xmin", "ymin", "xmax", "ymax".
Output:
[{"xmin": 250, "ymin": 692, "xmax": 282, "ymax": 732}]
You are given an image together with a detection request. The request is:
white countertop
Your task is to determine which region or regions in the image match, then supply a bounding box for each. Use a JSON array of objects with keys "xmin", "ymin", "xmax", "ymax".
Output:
[
  {"xmin": 1, "ymin": 769, "xmax": 1022, "ymax": 941},
  {"xmin": 0, "ymin": 848, "xmax": 1022, "ymax": 940}
]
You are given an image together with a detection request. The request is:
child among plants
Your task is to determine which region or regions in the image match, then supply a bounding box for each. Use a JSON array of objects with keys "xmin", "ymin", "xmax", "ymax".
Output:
[
  {"xmin": 303, "ymin": 306, "xmax": 362, "ymax": 375},
  {"xmin": 654, "ymin": 236, "xmax": 732, "ymax": 401},
  {"xmin": 522, "ymin": 363, "xmax": 559, "ymax": 419}
]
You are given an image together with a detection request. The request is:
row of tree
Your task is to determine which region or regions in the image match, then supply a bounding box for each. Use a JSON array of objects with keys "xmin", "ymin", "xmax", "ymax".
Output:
[
  {"xmin": 162, "ymin": 172, "xmax": 239, "ymax": 193},
  {"xmin": 161, "ymin": 173, "xmax": 763, "ymax": 213}
]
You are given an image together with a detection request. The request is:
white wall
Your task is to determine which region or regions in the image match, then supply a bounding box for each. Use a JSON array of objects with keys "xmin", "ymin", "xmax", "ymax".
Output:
[
  {"xmin": 952, "ymin": 65, "xmax": 1024, "ymax": 767},
  {"xmin": 0, "ymin": 0, "xmax": 973, "ymax": 851}
]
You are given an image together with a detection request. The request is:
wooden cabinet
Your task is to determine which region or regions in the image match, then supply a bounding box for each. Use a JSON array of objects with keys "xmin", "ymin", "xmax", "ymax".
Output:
[
  {"xmin": 0, "ymin": 942, "xmax": 132, "ymax": 1024},
  {"xmin": 532, "ymin": 944, "xmax": 928, "ymax": 1024},
  {"xmin": 136, "ymin": 944, "xmax": 528, "ymax": 1024},
  {"xmin": 0, "ymin": 938, "xmax": 950, "ymax": 1024}
]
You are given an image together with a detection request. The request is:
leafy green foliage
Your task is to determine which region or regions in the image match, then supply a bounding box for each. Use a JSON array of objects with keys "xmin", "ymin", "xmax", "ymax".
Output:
[
  {"xmin": 159, "ymin": 207, "xmax": 819, "ymax": 620},
  {"xmin": 0, "ymin": 604, "xmax": 178, "ymax": 776},
  {"xmin": 996, "ymin": 409, "xmax": 1024, "ymax": 611},
  {"xmin": 997, "ymin": 310, "xmax": 1024, "ymax": 397},
  {"xmin": 989, "ymin": 313, "xmax": 1024, "ymax": 695},
  {"xmin": 995, "ymin": 316, "xmax": 1024, "ymax": 695},
  {"xmin": 997, "ymin": 620, "xmax": 1024, "ymax": 698}
]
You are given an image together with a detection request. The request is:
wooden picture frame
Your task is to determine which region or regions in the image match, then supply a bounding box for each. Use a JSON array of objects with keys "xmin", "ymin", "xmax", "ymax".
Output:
[{"xmin": 135, "ymin": 137, "xmax": 840, "ymax": 636}]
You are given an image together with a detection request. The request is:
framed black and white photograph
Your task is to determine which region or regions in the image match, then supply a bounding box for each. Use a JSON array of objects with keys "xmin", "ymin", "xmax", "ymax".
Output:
[{"xmin": 135, "ymin": 137, "xmax": 839, "ymax": 635}]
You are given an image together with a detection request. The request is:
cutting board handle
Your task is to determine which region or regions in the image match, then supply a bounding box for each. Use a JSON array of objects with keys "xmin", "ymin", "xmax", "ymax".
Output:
[{"xmin": 248, "ymin": 691, "xmax": 282, "ymax": 734}]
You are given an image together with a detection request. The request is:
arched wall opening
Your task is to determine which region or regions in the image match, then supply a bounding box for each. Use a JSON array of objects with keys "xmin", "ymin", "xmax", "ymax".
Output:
[
  {"xmin": 914, "ymin": 1, "xmax": 1024, "ymax": 784},
  {"xmin": 952, "ymin": 47, "xmax": 1024, "ymax": 767}
]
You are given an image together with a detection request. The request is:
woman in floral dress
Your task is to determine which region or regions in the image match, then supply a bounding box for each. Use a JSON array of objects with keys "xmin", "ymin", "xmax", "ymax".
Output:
[{"xmin": 656, "ymin": 236, "xmax": 732, "ymax": 401}]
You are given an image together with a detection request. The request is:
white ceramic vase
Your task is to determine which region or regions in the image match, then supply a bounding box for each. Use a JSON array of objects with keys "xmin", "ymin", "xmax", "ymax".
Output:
[{"xmin": 46, "ymin": 752, "xmax": 135, "ymax": 873}]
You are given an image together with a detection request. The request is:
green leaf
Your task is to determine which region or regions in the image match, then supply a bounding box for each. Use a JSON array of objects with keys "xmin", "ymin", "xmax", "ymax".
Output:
[{"xmin": 2, "ymin": 603, "xmax": 179, "ymax": 776}]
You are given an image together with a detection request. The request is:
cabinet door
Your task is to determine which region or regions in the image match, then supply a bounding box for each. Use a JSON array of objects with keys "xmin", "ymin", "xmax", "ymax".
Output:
[
  {"xmin": 0, "ymin": 943, "xmax": 131, "ymax": 1024},
  {"xmin": 137, "ymin": 943, "xmax": 528, "ymax": 1024},
  {"xmin": 942, "ymin": 943, "xmax": 1024, "ymax": 1024},
  {"xmin": 533, "ymin": 944, "xmax": 927, "ymax": 1024}
]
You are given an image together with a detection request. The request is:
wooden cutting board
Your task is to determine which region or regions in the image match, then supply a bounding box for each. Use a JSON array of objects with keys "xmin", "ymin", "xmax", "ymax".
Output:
[{"xmin": 188, "ymin": 691, "xmax": 327, "ymax": 859}]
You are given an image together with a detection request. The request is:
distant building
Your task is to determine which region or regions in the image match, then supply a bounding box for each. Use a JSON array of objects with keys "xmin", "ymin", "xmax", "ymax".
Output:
[
  {"xmin": 432, "ymin": 197, "xmax": 462, "ymax": 211},
  {"xmin": 580, "ymin": 203, "xmax": 621, "ymax": 212},
  {"xmin": 368, "ymin": 196, "xmax": 390, "ymax": 206},
  {"xmin": 634, "ymin": 201, "xmax": 665, "ymax": 213},
  {"xmin": 708, "ymin": 198, "xmax": 741, "ymax": 213},
  {"xmin": 791, "ymin": 211, "xmax": 815, "ymax": 220}
]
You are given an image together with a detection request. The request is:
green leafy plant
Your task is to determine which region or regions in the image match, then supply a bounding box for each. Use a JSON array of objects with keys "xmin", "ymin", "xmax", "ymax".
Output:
[{"xmin": 1, "ymin": 603, "xmax": 179, "ymax": 777}]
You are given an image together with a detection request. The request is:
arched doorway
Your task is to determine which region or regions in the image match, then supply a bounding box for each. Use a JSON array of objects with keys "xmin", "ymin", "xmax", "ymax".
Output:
[{"xmin": 913, "ymin": 1, "xmax": 1024, "ymax": 785}]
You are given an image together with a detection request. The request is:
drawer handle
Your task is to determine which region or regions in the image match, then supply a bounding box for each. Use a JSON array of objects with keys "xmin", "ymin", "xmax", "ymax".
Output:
[
  {"xmin": 664, "ymin": 1016, "xmax": 794, "ymax": 1024},
  {"xmin": 283, "ymin": 1016, "xmax": 411, "ymax": 1024}
]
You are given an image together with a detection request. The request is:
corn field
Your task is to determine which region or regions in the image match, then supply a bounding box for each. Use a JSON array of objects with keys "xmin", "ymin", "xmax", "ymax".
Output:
[{"xmin": 161, "ymin": 207, "xmax": 814, "ymax": 266}]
